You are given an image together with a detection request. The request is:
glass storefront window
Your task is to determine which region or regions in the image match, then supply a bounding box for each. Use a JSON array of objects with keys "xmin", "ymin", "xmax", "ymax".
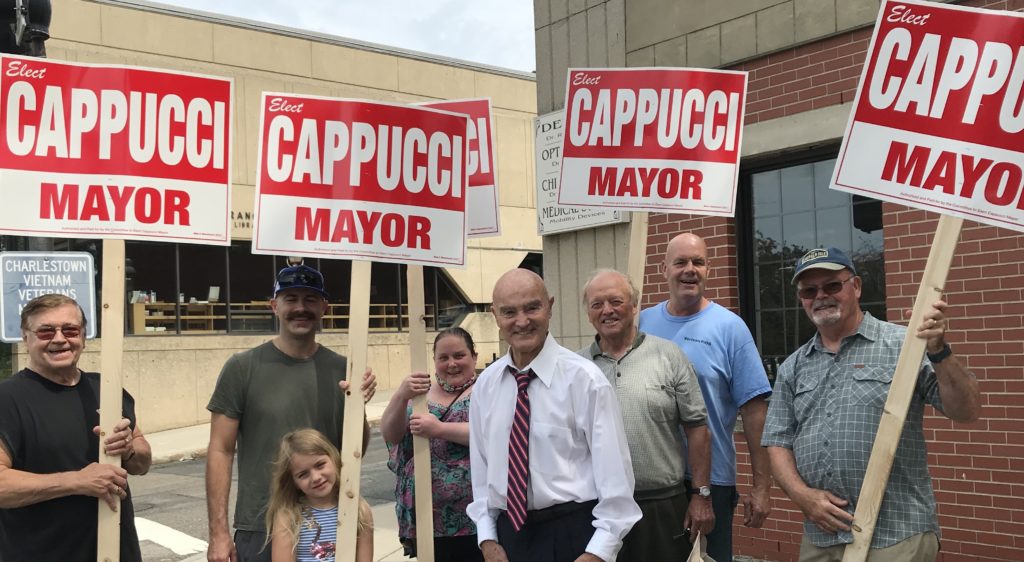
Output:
[{"xmin": 746, "ymin": 156, "xmax": 886, "ymax": 382}]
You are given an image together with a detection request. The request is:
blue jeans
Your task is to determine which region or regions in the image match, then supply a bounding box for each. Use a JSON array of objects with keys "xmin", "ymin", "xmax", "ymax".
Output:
[
  {"xmin": 234, "ymin": 529, "xmax": 271, "ymax": 562},
  {"xmin": 687, "ymin": 482, "xmax": 739, "ymax": 562}
]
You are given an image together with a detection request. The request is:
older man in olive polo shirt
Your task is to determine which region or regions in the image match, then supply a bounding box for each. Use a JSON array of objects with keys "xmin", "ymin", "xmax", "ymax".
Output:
[{"xmin": 579, "ymin": 269, "xmax": 713, "ymax": 560}]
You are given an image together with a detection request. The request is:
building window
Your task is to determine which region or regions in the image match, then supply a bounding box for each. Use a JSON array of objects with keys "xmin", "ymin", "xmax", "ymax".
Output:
[
  {"xmin": 743, "ymin": 153, "xmax": 886, "ymax": 381},
  {"xmin": 125, "ymin": 240, "xmax": 469, "ymax": 335}
]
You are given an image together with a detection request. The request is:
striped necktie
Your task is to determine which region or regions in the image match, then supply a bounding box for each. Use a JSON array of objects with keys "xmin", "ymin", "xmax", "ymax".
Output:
[{"xmin": 506, "ymin": 367, "xmax": 536, "ymax": 531}]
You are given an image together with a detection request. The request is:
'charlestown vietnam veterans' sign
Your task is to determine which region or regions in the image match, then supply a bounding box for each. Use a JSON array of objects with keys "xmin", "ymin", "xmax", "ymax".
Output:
[
  {"xmin": 0, "ymin": 55, "xmax": 234, "ymax": 244},
  {"xmin": 1, "ymin": 252, "xmax": 96, "ymax": 343},
  {"xmin": 252, "ymin": 94, "xmax": 469, "ymax": 267},
  {"xmin": 558, "ymin": 67, "xmax": 747, "ymax": 216}
]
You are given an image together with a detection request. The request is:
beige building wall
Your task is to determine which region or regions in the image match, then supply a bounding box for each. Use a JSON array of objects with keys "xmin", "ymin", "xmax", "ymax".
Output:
[
  {"xmin": 532, "ymin": 0, "xmax": 882, "ymax": 345},
  {"xmin": 12, "ymin": 0, "xmax": 540, "ymax": 431}
]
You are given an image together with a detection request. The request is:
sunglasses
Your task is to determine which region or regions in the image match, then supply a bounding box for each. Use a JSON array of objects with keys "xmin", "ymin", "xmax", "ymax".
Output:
[
  {"xmin": 276, "ymin": 269, "xmax": 324, "ymax": 289},
  {"xmin": 797, "ymin": 277, "xmax": 854, "ymax": 300},
  {"xmin": 31, "ymin": 325, "xmax": 82, "ymax": 340}
]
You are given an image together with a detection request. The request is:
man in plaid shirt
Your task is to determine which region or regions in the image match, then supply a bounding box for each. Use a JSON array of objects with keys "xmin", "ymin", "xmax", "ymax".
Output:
[{"xmin": 762, "ymin": 247, "xmax": 981, "ymax": 562}]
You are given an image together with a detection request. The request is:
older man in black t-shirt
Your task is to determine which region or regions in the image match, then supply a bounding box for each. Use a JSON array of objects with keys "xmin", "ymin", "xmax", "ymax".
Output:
[{"xmin": 0, "ymin": 294, "xmax": 152, "ymax": 562}]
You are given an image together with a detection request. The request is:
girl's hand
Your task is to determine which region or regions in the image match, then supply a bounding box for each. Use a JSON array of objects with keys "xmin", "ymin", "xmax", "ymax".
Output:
[
  {"xmin": 409, "ymin": 412, "xmax": 442, "ymax": 438},
  {"xmin": 399, "ymin": 372, "xmax": 431, "ymax": 400}
]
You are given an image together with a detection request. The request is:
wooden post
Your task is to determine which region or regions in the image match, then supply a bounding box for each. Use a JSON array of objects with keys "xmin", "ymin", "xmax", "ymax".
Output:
[
  {"xmin": 842, "ymin": 214, "xmax": 964, "ymax": 561},
  {"xmin": 336, "ymin": 260, "xmax": 371, "ymax": 562},
  {"xmin": 627, "ymin": 211, "xmax": 649, "ymax": 303},
  {"xmin": 406, "ymin": 265, "xmax": 435, "ymax": 561},
  {"xmin": 97, "ymin": 239, "xmax": 125, "ymax": 562}
]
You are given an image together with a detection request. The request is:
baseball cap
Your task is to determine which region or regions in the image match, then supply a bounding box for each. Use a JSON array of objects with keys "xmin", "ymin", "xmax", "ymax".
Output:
[
  {"xmin": 791, "ymin": 247, "xmax": 857, "ymax": 284},
  {"xmin": 274, "ymin": 265, "xmax": 329, "ymax": 299}
]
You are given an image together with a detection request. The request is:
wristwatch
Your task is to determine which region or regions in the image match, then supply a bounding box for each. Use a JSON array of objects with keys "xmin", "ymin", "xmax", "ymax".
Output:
[
  {"xmin": 689, "ymin": 485, "xmax": 712, "ymax": 499},
  {"xmin": 927, "ymin": 343, "xmax": 953, "ymax": 364}
]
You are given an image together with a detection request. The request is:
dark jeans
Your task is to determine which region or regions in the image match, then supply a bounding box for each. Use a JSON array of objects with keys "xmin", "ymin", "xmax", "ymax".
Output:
[
  {"xmin": 496, "ymin": 500, "xmax": 597, "ymax": 562},
  {"xmin": 687, "ymin": 482, "xmax": 739, "ymax": 562},
  {"xmin": 234, "ymin": 529, "xmax": 271, "ymax": 562}
]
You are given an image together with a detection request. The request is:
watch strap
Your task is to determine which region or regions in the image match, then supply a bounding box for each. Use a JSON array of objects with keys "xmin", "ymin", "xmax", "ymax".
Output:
[{"xmin": 927, "ymin": 343, "xmax": 952, "ymax": 363}]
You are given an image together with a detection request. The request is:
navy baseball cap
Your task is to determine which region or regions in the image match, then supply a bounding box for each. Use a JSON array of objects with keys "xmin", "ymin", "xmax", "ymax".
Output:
[
  {"xmin": 791, "ymin": 247, "xmax": 857, "ymax": 284},
  {"xmin": 274, "ymin": 265, "xmax": 328, "ymax": 299}
]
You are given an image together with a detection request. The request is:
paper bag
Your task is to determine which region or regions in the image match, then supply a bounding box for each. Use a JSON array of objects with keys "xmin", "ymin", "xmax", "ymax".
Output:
[{"xmin": 687, "ymin": 531, "xmax": 716, "ymax": 562}]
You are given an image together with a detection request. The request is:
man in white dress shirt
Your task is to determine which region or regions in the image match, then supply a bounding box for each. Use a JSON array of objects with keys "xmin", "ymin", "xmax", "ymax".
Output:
[{"xmin": 468, "ymin": 268, "xmax": 641, "ymax": 562}]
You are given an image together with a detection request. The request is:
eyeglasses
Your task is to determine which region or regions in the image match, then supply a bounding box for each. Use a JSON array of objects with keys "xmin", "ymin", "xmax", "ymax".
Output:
[
  {"xmin": 31, "ymin": 325, "xmax": 82, "ymax": 340},
  {"xmin": 797, "ymin": 277, "xmax": 855, "ymax": 300}
]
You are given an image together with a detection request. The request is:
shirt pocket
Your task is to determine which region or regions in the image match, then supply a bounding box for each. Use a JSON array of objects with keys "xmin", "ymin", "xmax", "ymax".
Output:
[
  {"xmin": 849, "ymin": 365, "xmax": 894, "ymax": 413},
  {"xmin": 792, "ymin": 373, "xmax": 823, "ymax": 423},
  {"xmin": 645, "ymin": 383, "xmax": 676, "ymax": 423},
  {"xmin": 531, "ymin": 421, "xmax": 581, "ymax": 476}
]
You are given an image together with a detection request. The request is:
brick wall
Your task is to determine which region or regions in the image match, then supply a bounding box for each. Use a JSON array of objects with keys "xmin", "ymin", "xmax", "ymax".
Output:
[{"xmin": 641, "ymin": 2, "xmax": 1024, "ymax": 560}]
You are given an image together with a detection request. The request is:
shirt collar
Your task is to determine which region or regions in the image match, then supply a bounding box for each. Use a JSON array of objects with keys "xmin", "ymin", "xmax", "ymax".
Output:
[
  {"xmin": 806, "ymin": 311, "xmax": 878, "ymax": 356},
  {"xmin": 507, "ymin": 333, "xmax": 559, "ymax": 388},
  {"xmin": 585, "ymin": 330, "xmax": 646, "ymax": 360}
]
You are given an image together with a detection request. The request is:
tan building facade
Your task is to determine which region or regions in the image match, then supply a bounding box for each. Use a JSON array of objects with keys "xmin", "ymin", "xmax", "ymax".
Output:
[{"xmin": 8, "ymin": 0, "xmax": 540, "ymax": 431}]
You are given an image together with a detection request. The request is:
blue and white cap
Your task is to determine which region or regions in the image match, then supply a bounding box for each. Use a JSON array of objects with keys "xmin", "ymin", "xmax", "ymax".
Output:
[{"xmin": 791, "ymin": 247, "xmax": 856, "ymax": 284}]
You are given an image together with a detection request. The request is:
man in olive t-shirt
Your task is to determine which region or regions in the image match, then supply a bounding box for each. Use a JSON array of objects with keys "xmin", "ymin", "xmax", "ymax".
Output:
[{"xmin": 205, "ymin": 264, "xmax": 376, "ymax": 562}]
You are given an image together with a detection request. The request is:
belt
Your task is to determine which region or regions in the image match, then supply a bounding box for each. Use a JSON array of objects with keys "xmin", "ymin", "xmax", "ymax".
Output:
[
  {"xmin": 634, "ymin": 482, "xmax": 686, "ymax": 502},
  {"xmin": 521, "ymin": 499, "xmax": 598, "ymax": 525}
]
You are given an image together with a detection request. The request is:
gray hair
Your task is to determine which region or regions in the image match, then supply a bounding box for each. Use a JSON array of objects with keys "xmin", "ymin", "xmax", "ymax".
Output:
[{"xmin": 581, "ymin": 268, "xmax": 639, "ymax": 307}]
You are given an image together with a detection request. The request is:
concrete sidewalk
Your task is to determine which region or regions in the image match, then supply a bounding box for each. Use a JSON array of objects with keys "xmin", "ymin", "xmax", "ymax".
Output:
[
  {"xmin": 147, "ymin": 390, "xmax": 395, "ymax": 465},
  {"xmin": 145, "ymin": 389, "xmax": 410, "ymax": 561}
]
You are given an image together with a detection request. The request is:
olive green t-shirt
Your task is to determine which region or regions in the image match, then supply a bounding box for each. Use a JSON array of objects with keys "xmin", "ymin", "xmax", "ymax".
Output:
[{"xmin": 207, "ymin": 341, "xmax": 347, "ymax": 531}]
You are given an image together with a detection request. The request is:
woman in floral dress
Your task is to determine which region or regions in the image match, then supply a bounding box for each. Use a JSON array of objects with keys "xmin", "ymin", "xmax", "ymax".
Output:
[{"xmin": 381, "ymin": 327, "xmax": 483, "ymax": 561}]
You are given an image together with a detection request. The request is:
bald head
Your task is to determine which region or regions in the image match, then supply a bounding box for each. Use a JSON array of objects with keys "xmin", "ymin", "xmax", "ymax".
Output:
[
  {"xmin": 493, "ymin": 268, "xmax": 549, "ymax": 303},
  {"xmin": 491, "ymin": 268, "xmax": 553, "ymax": 368},
  {"xmin": 665, "ymin": 233, "xmax": 707, "ymax": 265},
  {"xmin": 663, "ymin": 232, "xmax": 710, "ymax": 315}
]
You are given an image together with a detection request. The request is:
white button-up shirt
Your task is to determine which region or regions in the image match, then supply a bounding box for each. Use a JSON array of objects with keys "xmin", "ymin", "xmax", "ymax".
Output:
[{"xmin": 468, "ymin": 333, "xmax": 641, "ymax": 561}]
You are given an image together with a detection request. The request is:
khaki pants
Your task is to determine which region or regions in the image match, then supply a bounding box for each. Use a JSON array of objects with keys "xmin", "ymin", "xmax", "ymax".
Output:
[{"xmin": 799, "ymin": 532, "xmax": 938, "ymax": 562}]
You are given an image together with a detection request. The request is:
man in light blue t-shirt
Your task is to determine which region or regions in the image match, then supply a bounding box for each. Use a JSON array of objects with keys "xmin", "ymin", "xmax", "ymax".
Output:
[{"xmin": 638, "ymin": 233, "xmax": 774, "ymax": 562}]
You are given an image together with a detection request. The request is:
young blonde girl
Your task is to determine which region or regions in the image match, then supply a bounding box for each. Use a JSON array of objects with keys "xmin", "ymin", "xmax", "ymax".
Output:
[{"xmin": 265, "ymin": 429, "xmax": 373, "ymax": 562}]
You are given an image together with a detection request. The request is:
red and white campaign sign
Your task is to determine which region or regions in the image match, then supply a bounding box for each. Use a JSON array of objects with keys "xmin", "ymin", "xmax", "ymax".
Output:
[
  {"xmin": 421, "ymin": 98, "xmax": 500, "ymax": 237},
  {"xmin": 0, "ymin": 55, "xmax": 233, "ymax": 244},
  {"xmin": 253, "ymin": 93, "xmax": 469, "ymax": 267},
  {"xmin": 558, "ymin": 67, "xmax": 747, "ymax": 216},
  {"xmin": 833, "ymin": 0, "xmax": 1024, "ymax": 232}
]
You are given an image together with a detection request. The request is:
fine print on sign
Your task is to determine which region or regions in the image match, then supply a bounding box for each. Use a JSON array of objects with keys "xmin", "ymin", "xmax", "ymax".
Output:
[
  {"xmin": 832, "ymin": 0, "xmax": 1024, "ymax": 233},
  {"xmin": 252, "ymin": 93, "xmax": 469, "ymax": 267},
  {"xmin": 421, "ymin": 98, "xmax": 500, "ymax": 238},
  {"xmin": 0, "ymin": 252, "xmax": 96, "ymax": 343},
  {"xmin": 535, "ymin": 110, "xmax": 625, "ymax": 235},
  {"xmin": 0, "ymin": 55, "xmax": 234, "ymax": 244},
  {"xmin": 558, "ymin": 67, "xmax": 747, "ymax": 216}
]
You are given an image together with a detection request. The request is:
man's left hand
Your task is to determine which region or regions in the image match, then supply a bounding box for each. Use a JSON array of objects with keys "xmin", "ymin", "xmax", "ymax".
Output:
[
  {"xmin": 93, "ymin": 417, "xmax": 134, "ymax": 459},
  {"xmin": 915, "ymin": 300, "xmax": 949, "ymax": 353},
  {"xmin": 683, "ymin": 495, "xmax": 715, "ymax": 541},
  {"xmin": 338, "ymin": 367, "xmax": 377, "ymax": 403},
  {"xmin": 572, "ymin": 554, "xmax": 604, "ymax": 562},
  {"xmin": 742, "ymin": 487, "xmax": 772, "ymax": 528}
]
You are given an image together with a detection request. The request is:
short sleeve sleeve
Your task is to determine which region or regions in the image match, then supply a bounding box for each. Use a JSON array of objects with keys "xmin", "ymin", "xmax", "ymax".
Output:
[
  {"xmin": 206, "ymin": 353, "xmax": 247, "ymax": 419},
  {"xmin": 670, "ymin": 347, "xmax": 708, "ymax": 426},
  {"xmin": 761, "ymin": 360, "xmax": 797, "ymax": 449},
  {"xmin": 730, "ymin": 332, "xmax": 772, "ymax": 408}
]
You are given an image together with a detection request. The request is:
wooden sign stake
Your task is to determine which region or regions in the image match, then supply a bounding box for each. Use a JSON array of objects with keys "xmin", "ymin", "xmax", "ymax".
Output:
[
  {"xmin": 627, "ymin": 211, "xmax": 649, "ymax": 303},
  {"xmin": 406, "ymin": 265, "xmax": 435, "ymax": 561},
  {"xmin": 842, "ymin": 214, "xmax": 963, "ymax": 561},
  {"xmin": 337, "ymin": 259, "xmax": 371, "ymax": 562},
  {"xmin": 97, "ymin": 239, "xmax": 125, "ymax": 562}
]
